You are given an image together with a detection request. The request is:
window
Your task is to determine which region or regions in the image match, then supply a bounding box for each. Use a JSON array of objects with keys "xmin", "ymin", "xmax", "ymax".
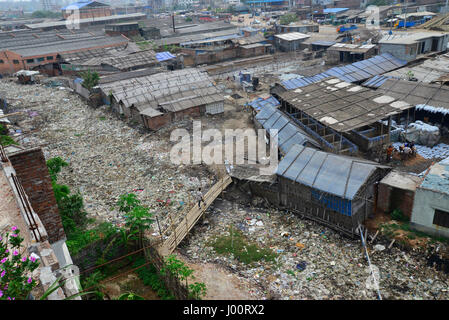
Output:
[
  {"xmin": 46, "ymin": 56, "xmax": 53, "ymax": 60},
  {"xmin": 37, "ymin": 57, "xmax": 45, "ymax": 62},
  {"xmin": 433, "ymin": 209, "xmax": 449, "ymax": 229},
  {"xmin": 26, "ymin": 59, "xmax": 34, "ymax": 64},
  {"xmin": 13, "ymin": 60, "xmax": 19, "ymax": 64},
  {"xmin": 0, "ymin": 59, "xmax": 3, "ymax": 64}
]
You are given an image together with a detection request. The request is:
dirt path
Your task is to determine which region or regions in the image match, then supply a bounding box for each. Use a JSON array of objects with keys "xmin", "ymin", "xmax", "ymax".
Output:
[{"xmin": 176, "ymin": 254, "xmax": 260, "ymax": 300}]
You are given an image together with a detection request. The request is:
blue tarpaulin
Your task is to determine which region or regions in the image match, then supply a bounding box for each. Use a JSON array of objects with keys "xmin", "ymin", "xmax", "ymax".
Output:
[
  {"xmin": 323, "ymin": 8, "xmax": 349, "ymax": 14},
  {"xmin": 156, "ymin": 52, "xmax": 176, "ymax": 62}
]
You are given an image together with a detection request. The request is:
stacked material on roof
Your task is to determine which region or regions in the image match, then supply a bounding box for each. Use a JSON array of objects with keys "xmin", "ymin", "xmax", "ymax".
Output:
[
  {"xmin": 98, "ymin": 68, "xmax": 164, "ymax": 84},
  {"xmin": 276, "ymin": 144, "xmax": 381, "ymax": 201},
  {"xmin": 281, "ymin": 53, "xmax": 407, "ymax": 90},
  {"xmin": 377, "ymin": 78, "xmax": 449, "ymax": 112},
  {"xmin": 254, "ymin": 100, "xmax": 320, "ymax": 153},
  {"xmin": 155, "ymin": 28, "xmax": 240, "ymax": 46},
  {"xmin": 278, "ymin": 77, "xmax": 414, "ymax": 133},
  {"xmin": 99, "ymin": 68, "xmax": 223, "ymax": 113}
]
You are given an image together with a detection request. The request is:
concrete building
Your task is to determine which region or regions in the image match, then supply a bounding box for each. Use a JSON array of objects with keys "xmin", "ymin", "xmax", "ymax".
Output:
[
  {"xmin": 326, "ymin": 43, "xmax": 377, "ymax": 64},
  {"xmin": 411, "ymin": 158, "xmax": 449, "ymax": 238},
  {"xmin": 377, "ymin": 170, "xmax": 421, "ymax": 219},
  {"xmin": 379, "ymin": 31, "xmax": 449, "ymax": 62},
  {"xmin": 275, "ymin": 23, "xmax": 319, "ymax": 34},
  {"xmin": 274, "ymin": 32, "xmax": 310, "ymax": 52},
  {"xmin": 61, "ymin": 1, "xmax": 112, "ymax": 20}
]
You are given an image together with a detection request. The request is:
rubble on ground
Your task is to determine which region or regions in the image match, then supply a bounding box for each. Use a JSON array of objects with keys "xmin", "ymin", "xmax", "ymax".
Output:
[
  {"xmin": 0, "ymin": 80, "xmax": 215, "ymax": 230},
  {"xmin": 180, "ymin": 194, "xmax": 449, "ymax": 300}
]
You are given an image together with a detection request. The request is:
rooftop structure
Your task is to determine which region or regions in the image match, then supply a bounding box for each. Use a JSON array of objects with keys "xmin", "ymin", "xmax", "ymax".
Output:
[{"xmin": 280, "ymin": 53, "xmax": 407, "ymax": 90}]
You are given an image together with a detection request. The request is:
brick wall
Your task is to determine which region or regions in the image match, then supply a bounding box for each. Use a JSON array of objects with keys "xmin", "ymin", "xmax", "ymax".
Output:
[
  {"xmin": 377, "ymin": 183, "xmax": 415, "ymax": 218},
  {"xmin": 8, "ymin": 148, "xmax": 66, "ymax": 244}
]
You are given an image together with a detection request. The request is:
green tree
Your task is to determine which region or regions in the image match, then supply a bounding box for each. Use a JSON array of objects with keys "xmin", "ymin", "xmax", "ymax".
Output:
[
  {"xmin": 280, "ymin": 13, "xmax": 298, "ymax": 25},
  {"xmin": 80, "ymin": 70, "xmax": 100, "ymax": 90}
]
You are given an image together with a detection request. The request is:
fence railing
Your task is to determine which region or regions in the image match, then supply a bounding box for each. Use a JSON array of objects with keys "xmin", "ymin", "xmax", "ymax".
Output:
[{"xmin": 10, "ymin": 173, "xmax": 42, "ymax": 242}]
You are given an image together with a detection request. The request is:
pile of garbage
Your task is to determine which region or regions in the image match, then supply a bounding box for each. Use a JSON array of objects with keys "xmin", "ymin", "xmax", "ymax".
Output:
[{"xmin": 0, "ymin": 80, "xmax": 215, "ymax": 229}]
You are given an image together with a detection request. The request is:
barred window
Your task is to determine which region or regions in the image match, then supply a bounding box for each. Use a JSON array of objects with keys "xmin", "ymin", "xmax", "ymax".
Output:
[{"xmin": 433, "ymin": 209, "xmax": 449, "ymax": 229}]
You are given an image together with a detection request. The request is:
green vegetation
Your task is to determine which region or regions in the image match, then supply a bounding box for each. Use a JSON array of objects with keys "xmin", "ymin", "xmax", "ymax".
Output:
[
  {"xmin": 117, "ymin": 292, "xmax": 145, "ymax": 300},
  {"xmin": 209, "ymin": 226, "xmax": 277, "ymax": 265},
  {"xmin": 391, "ymin": 209, "xmax": 408, "ymax": 222},
  {"xmin": 0, "ymin": 124, "xmax": 17, "ymax": 146},
  {"xmin": 134, "ymin": 257, "xmax": 174, "ymax": 300},
  {"xmin": 160, "ymin": 254, "xmax": 207, "ymax": 300},
  {"xmin": 79, "ymin": 70, "xmax": 99, "ymax": 90},
  {"xmin": 31, "ymin": 10, "xmax": 62, "ymax": 19},
  {"xmin": 185, "ymin": 16, "xmax": 192, "ymax": 22},
  {"xmin": 280, "ymin": 13, "xmax": 298, "ymax": 25},
  {"xmin": 47, "ymin": 157, "xmax": 119, "ymax": 255},
  {"xmin": 368, "ymin": 0, "xmax": 389, "ymax": 6}
]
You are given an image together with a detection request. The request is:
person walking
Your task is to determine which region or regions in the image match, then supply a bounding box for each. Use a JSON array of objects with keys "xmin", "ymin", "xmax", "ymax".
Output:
[{"xmin": 196, "ymin": 187, "xmax": 205, "ymax": 209}]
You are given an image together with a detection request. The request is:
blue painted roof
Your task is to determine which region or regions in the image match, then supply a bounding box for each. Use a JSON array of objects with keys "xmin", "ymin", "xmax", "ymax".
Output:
[
  {"xmin": 323, "ymin": 8, "xmax": 349, "ymax": 14},
  {"xmin": 282, "ymin": 53, "xmax": 407, "ymax": 90},
  {"xmin": 246, "ymin": 0, "xmax": 284, "ymax": 3},
  {"xmin": 156, "ymin": 51, "xmax": 176, "ymax": 62},
  {"xmin": 420, "ymin": 158, "xmax": 449, "ymax": 194},
  {"xmin": 362, "ymin": 75, "xmax": 396, "ymax": 88},
  {"xmin": 62, "ymin": 1, "xmax": 94, "ymax": 10},
  {"xmin": 249, "ymin": 96, "xmax": 280, "ymax": 111}
]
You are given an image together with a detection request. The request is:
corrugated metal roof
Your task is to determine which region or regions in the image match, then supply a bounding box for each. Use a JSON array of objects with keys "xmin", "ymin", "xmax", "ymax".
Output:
[
  {"xmin": 254, "ymin": 102, "xmax": 320, "ymax": 153},
  {"xmin": 279, "ymin": 77, "xmax": 414, "ymax": 133},
  {"xmin": 276, "ymin": 144, "xmax": 379, "ymax": 200},
  {"xmin": 281, "ymin": 53, "xmax": 407, "ymax": 90},
  {"xmin": 249, "ymin": 96, "xmax": 280, "ymax": 111}
]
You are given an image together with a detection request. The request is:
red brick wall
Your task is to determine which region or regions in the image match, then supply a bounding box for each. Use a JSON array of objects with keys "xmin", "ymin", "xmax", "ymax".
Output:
[
  {"xmin": 377, "ymin": 183, "xmax": 415, "ymax": 218},
  {"xmin": 8, "ymin": 148, "xmax": 65, "ymax": 244},
  {"xmin": 144, "ymin": 114, "xmax": 171, "ymax": 130}
]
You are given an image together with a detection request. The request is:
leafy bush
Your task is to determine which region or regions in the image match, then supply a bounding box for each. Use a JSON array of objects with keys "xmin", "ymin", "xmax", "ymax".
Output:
[
  {"xmin": 0, "ymin": 134, "xmax": 16, "ymax": 146},
  {"xmin": 280, "ymin": 13, "xmax": 297, "ymax": 25},
  {"xmin": 79, "ymin": 70, "xmax": 99, "ymax": 90},
  {"xmin": 0, "ymin": 227, "xmax": 40, "ymax": 300},
  {"xmin": 391, "ymin": 209, "xmax": 408, "ymax": 222},
  {"xmin": 133, "ymin": 257, "xmax": 174, "ymax": 300}
]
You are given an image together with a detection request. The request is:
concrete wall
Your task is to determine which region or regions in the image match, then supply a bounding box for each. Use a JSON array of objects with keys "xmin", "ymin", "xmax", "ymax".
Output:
[
  {"xmin": 8, "ymin": 148, "xmax": 66, "ymax": 244},
  {"xmin": 411, "ymin": 188, "xmax": 449, "ymax": 238},
  {"xmin": 380, "ymin": 43, "xmax": 418, "ymax": 62}
]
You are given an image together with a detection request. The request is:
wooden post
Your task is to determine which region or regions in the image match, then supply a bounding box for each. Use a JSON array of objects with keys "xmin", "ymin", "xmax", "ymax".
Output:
[
  {"xmin": 169, "ymin": 214, "xmax": 177, "ymax": 249},
  {"xmin": 156, "ymin": 216, "xmax": 163, "ymax": 240}
]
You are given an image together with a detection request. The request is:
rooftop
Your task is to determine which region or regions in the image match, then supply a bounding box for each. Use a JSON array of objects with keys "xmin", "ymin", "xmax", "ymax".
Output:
[
  {"xmin": 253, "ymin": 99, "xmax": 320, "ymax": 153},
  {"xmin": 376, "ymin": 78, "xmax": 449, "ymax": 111},
  {"xmin": 276, "ymin": 144, "xmax": 381, "ymax": 201},
  {"xmin": 379, "ymin": 31, "xmax": 449, "ymax": 45},
  {"xmin": 420, "ymin": 157, "xmax": 449, "ymax": 194},
  {"xmin": 380, "ymin": 170, "xmax": 422, "ymax": 192},
  {"xmin": 282, "ymin": 53, "xmax": 407, "ymax": 90},
  {"xmin": 274, "ymin": 32, "xmax": 310, "ymax": 41},
  {"xmin": 278, "ymin": 77, "xmax": 413, "ymax": 132}
]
